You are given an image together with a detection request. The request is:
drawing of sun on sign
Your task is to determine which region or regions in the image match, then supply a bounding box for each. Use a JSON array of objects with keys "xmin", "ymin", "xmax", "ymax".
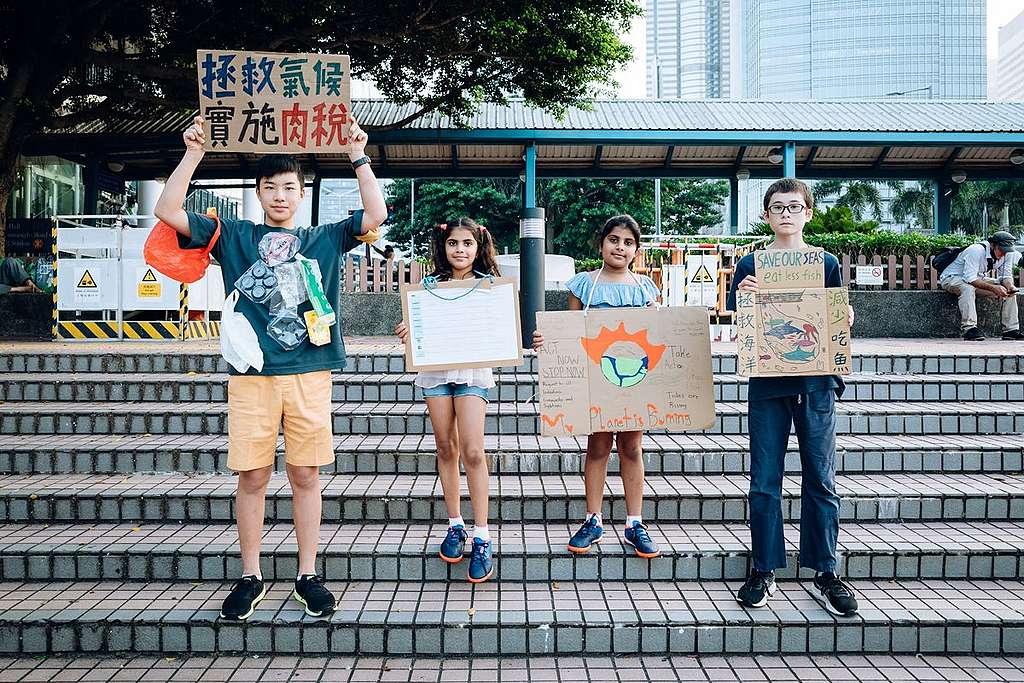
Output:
[
  {"xmin": 536, "ymin": 307, "xmax": 715, "ymax": 437},
  {"xmin": 581, "ymin": 322, "xmax": 666, "ymax": 388}
]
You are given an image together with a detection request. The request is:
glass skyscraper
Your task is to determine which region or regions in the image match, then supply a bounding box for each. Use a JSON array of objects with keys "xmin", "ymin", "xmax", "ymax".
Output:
[
  {"xmin": 993, "ymin": 9, "xmax": 1024, "ymax": 101},
  {"xmin": 646, "ymin": 0, "xmax": 733, "ymax": 99},
  {"xmin": 743, "ymin": 0, "xmax": 986, "ymax": 100}
]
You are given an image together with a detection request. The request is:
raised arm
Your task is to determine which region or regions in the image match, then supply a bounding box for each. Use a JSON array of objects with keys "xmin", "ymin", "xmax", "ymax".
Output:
[
  {"xmin": 154, "ymin": 116, "xmax": 206, "ymax": 237},
  {"xmin": 347, "ymin": 117, "xmax": 387, "ymax": 234}
]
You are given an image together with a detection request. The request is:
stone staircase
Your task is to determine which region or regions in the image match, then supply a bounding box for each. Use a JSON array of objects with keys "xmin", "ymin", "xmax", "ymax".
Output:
[{"xmin": 0, "ymin": 343, "xmax": 1022, "ymax": 658}]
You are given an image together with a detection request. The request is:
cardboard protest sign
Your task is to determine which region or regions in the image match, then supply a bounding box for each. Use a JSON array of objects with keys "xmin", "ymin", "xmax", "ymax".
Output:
[
  {"xmin": 197, "ymin": 50, "xmax": 351, "ymax": 154},
  {"xmin": 754, "ymin": 248, "xmax": 825, "ymax": 289},
  {"xmin": 735, "ymin": 248, "xmax": 851, "ymax": 378},
  {"xmin": 536, "ymin": 307, "xmax": 715, "ymax": 436}
]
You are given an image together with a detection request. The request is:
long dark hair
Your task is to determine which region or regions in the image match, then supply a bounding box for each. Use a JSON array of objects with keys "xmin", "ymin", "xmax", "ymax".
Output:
[
  {"xmin": 428, "ymin": 217, "xmax": 502, "ymax": 280},
  {"xmin": 595, "ymin": 214, "xmax": 642, "ymax": 267}
]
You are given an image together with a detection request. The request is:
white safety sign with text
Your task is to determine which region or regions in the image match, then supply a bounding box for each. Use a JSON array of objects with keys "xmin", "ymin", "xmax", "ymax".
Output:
[
  {"xmin": 122, "ymin": 259, "xmax": 179, "ymax": 310},
  {"xmin": 685, "ymin": 255, "xmax": 718, "ymax": 308},
  {"xmin": 57, "ymin": 259, "xmax": 119, "ymax": 310}
]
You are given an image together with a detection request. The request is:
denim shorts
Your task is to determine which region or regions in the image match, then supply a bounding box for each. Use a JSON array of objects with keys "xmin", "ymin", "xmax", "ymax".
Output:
[{"xmin": 420, "ymin": 382, "xmax": 490, "ymax": 402}]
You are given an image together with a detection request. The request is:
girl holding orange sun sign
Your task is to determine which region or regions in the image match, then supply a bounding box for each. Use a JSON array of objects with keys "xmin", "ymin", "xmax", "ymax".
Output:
[{"xmin": 532, "ymin": 215, "xmax": 663, "ymax": 558}]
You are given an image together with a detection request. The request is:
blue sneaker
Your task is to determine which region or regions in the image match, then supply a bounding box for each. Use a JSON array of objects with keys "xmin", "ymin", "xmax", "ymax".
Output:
[
  {"xmin": 623, "ymin": 522, "xmax": 660, "ymax": 558},
  {"xmin": 468, "ymin": 538, "xmax": 494, "ymax": 583},
  {"xmin": 439, "ymin": 525, "xmax": 468, "ymax": 563},
  {"xmin": 567, "ymin": 515, "xmax": 604, "ymax": 554}
]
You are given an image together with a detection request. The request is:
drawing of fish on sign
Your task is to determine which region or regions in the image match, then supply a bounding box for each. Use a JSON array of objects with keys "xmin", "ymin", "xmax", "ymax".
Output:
[{"xmin": 761, "ymin": 304, "xmax": 821, "ymax": 365}]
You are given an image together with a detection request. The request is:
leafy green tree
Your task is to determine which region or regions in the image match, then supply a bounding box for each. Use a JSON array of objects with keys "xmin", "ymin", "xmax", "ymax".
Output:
[
  {"xmin": 384, "ymin": 179, "xmax": 520, "ymax": 256},
  {"xmin": 889, "ymin": 181, "xmax": 934, "ymax": 231},
  {"xmin": 541, "ymin": 178, "xmax": 655, "ymax": 257},
  {"xmin": 0, "ymin": 0, "xmax": 639, "ymax": 253},
  {"xmin": 541, "ymin": 177, "xmax": 730, "ymax": 256},
  {"xmin": 950, "ymin": 180, "xmax": 1024, "ymax": 234},
  {"xmin": 814, "ymin": 179, "xmax": 905, "ymax": 221},
  {"xmin": 750, "ymin": 205, "xmax": 878, "ymax": 236},
  {"xmin": 659, "ymin": 179, "xmax": 729, "ymax": 235},
  {"xmin": 386, "ymin": 176, "xmax": 733, "ymax": 259}
]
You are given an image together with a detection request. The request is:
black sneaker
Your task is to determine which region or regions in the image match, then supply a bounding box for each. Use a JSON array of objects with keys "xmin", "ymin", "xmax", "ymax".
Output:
[
  {"xmin": 813, "ymin": 572, "xmax": 859, "ymax": 617},
  {"xmin": 1002, "ymin": 329, "xmax": 1024, "ymax": 341},
  {"xmin": 219, "ymin": 575, "xmax": 267, "ymax": 620},
  {"xmin": 736, "ymin": 570, "xmax": 776, "ymax": 608},
  {"xmin": 963, "ymin": 327, "xmax": 985, "ymax": 341},
  {"xmin": 293, "ymin": 574, "xmax": 336, "ymax": 618}
]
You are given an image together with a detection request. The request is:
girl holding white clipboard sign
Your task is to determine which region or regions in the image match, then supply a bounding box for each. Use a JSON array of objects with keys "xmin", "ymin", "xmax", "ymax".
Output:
[{"xmin": 395, "ymin": 218, "xmax": 504, "ymax": 583}]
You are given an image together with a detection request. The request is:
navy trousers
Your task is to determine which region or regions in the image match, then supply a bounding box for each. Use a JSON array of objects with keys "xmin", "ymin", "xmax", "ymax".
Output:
[{"xmin": 747, "ymin": 390, "xmax": 840, "ymax": 573}]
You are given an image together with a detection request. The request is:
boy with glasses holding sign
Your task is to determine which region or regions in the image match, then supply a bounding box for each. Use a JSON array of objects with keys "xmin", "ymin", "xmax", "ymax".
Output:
[{"xmin": 726, "ymin": 178, "xmax": 859, "ymax": 617}]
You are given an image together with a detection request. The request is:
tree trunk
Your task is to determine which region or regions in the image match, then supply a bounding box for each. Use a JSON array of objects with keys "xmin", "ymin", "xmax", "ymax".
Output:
[
  {"xmin": 0, "ymin": 122, "xmax": 32, "ymax": 259},
  {"xmin": 0, "ymin": 156, "xmax": 15, "ymax": 258},
  {"xmin": 0, "ymin": 103, "xmax": 43, "ymax": 259}
]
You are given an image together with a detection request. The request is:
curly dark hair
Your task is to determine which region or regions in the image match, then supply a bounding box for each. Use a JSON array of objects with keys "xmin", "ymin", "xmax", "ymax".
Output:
[{"xmin": 428, "ymin": 217, "xmax": 502, "ymax": 280}]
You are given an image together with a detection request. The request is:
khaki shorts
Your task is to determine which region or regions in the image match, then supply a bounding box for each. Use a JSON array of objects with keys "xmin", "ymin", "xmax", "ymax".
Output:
[{"xmin": 227, "ymin": 370, "xmax": 334, "ymax": 471}]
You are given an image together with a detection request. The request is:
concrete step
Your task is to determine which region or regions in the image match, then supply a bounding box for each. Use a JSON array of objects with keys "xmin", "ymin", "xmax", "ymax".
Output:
[
  {"xmin": 4, "ymin": 654, "xmax": 1022, "ymax": 682},
  {"xmin": 4, "ymin": 372, "xmax": 1024, "ymax": 403},
  {"xmin": 2, "ymin": 521, "xmax": 1020, "ymax": 583},
  {"xmin": 2, "ymin": 401, "xmax": 1022, "ymax": 436},
  {"xmin": 2, "ymin": 434, "xmax": 1020, "ymax": 476},
  {"xmin": 0, "ymin": 578, "xmax": 1021, "ymax": 655},
  {"xmin": 1, "ymin": 473, "xmax": 1021, "ymax": 524},
  {"xmin": 1, "ymin": 345, "xmax": 1021, "ymax": 376}
]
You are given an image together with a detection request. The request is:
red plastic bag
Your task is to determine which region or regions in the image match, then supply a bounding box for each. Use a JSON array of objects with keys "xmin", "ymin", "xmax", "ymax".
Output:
[{"xmin": 143, "ymin": 215, "xmax": 221, "ymax": 283}]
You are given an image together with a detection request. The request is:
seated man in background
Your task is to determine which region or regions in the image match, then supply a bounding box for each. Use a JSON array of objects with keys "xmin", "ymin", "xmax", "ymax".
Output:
[
  {"xmin": 0, "ymin": 257, "xmax": 42, "ymax": 294},
  {"xmin": 938, "ymin": 231, "xmax": 1022, "ymax": 341}
]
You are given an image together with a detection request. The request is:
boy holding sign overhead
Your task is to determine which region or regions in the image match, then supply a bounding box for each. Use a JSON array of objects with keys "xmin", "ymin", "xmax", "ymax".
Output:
[
  {"xmin": 154, "ymin": 113, "xmax": 386, "ymax": 620},
  {"xmin": 726, "ymin": 179, "xmax": 859, "ymax": 617}
]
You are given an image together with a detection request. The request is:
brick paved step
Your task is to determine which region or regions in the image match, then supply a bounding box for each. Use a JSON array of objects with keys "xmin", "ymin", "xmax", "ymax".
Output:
[
  {"xmin": 1, "ymin": 521, "xmax": 1020, "ymax": 583},
  {"xmin": 4, "ymin": 372, "xmax": 1024, "ymax": 404},
  {"xmin": 1, "ymin": 473, "xmax": 1021, "ymax": 524},
  {"xmin": 1, "ymin": 347, "xmax": 1021, "ymax": 376},
  {"xmin": 2, "ymin": 434, "xmax": 1019, "ymax": 476},
  {"xmin": 2, "ymin": 401, "xmax": 1022, "ymax": 436},
  {"xmin": 0, "ymin": 578, "xmax": 1021, "ymax": 655},
  {"xmin": 3, "ymin": 653, "xmax": 1023, "ymax": 683}
]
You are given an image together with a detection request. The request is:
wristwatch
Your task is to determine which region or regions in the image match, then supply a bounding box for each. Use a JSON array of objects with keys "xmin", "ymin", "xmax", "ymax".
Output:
[{"xmin": 351, "ymin": 155, "xmax": 371, "ymax": 169}]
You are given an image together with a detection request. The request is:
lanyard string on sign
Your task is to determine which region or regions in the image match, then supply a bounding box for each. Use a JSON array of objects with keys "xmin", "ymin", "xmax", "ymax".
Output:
[
  {"xmin": 421, "ymin": 271, "xmax": 494, "ymax": 301},
  {"xmin": 583, "ymin": 265, "xmax": 658, "ymax": 315}
]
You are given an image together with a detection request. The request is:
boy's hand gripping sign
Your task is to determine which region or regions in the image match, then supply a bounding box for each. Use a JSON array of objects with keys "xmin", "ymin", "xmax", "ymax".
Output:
[{"xmin": 197, "ymin": 50, "xmax": 351, "ymax": 154}]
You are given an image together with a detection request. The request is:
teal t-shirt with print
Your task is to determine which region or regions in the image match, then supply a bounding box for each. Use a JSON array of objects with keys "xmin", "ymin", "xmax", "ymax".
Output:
[{"xmin": 186, "ymin": 210, "xmax": 364, "ymax": 376}]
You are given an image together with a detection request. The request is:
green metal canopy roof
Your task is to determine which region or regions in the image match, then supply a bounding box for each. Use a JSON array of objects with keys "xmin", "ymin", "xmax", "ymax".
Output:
[{"xmin": 25, "ymin": 99, "xmax": 1024, "ymax": 181}]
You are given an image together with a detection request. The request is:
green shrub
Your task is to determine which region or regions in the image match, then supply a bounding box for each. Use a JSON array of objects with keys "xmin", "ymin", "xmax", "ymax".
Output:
[
  {"xmin": 804, "ymin": 232, "xmax": 974, "ymax": 257},
  {"xmin": 574, "ymin": 257, "xmax": 604, "ymax": 272},
  {"xmin": 570, "ymin": 232, "xmax": 977, "ymax": 271}
]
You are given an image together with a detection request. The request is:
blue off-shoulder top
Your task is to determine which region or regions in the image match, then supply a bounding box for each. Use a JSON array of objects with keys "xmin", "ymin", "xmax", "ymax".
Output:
[{"xmin": 566, "ymin": 270, "xmax": 661, "ymax": 309}]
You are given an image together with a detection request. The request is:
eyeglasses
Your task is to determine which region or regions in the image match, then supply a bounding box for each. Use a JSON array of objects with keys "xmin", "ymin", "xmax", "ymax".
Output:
[{"xmin": 767, "ymin": 203, "xmax": 807, "ymax": 215}]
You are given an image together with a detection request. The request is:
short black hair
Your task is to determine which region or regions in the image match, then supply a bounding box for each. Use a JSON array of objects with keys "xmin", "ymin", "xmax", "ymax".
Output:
[{"xmin": 255, "ymin": 155, "xmax": 304, "ymax": 188}]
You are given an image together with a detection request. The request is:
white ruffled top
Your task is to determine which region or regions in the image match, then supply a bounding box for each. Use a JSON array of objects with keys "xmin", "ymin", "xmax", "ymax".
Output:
[{"xmin": 414, "ymin": 367, "xmax": 496, "ymax": 389}]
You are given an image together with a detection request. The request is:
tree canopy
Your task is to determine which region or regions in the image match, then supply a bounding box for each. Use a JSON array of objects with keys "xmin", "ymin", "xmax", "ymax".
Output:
[
  {"xmin": 384, "ymin": 177, "xmax": 730, "ymax": 258},
  {"xmin": 0, "ymin": 0, "xmax": 640, "ymax": 251}
]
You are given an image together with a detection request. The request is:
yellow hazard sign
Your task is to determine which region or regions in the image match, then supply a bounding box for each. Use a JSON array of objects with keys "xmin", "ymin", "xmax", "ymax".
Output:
[
  {"xmin": 137, "ymin": 268, "xmax": 161, "ymax": 298},
  {"xmin": 76, "ymin": 270, "xmax": 97, "ymax": 288},
  {"xmin": 691, "ymin": 264, "xmax": 715, "ymax": 283}
]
